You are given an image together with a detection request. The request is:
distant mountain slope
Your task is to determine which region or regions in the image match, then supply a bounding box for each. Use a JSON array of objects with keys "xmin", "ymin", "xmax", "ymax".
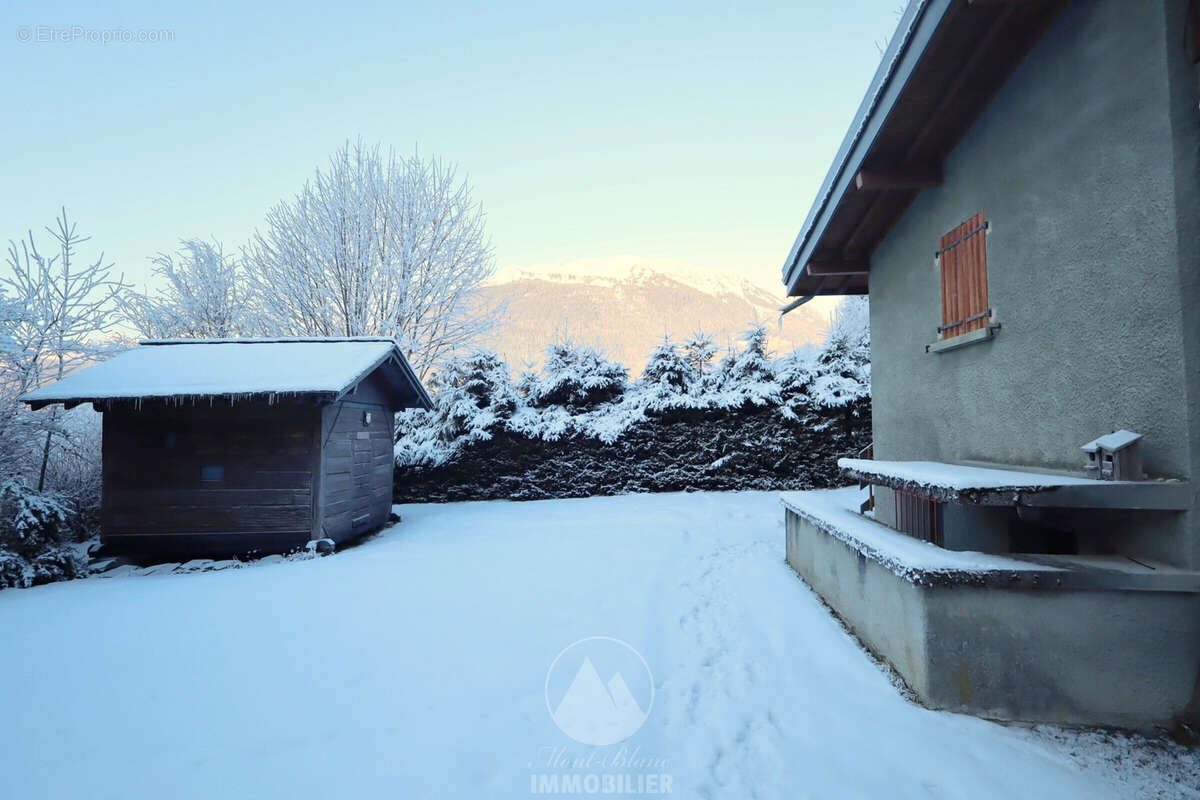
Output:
[{"xmin": 476, "ymin": 259, "xmax": 832, "ymax": 372}]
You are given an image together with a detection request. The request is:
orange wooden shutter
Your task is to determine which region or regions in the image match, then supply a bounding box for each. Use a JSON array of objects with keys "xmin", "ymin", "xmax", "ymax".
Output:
[{"xmin": 938, "ymin": 213, "xmax": 989, "ymax": 336}]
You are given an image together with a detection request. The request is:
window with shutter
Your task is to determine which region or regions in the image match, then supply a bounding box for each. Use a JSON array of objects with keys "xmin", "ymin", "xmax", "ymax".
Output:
[{"xmin": 937, "ymin": 212, "xmax": 990, "ymax": 337}]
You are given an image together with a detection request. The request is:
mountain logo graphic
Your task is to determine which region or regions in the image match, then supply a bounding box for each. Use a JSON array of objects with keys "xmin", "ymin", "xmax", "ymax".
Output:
[{"xmin": 545, "ymin": 637, "xmax": 654, "ymax": 746}]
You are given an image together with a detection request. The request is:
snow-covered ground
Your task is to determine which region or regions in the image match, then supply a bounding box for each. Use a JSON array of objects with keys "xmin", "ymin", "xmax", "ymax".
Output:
[{"xmin": 2, "ymin": 491, "xmax": 1196, "ymax": 799}]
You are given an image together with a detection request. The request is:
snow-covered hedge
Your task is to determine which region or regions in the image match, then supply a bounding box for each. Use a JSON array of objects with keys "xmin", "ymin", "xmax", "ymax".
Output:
[{"xmin": 395, "ymin": 300, "xmax": 871, "ymax": 501}]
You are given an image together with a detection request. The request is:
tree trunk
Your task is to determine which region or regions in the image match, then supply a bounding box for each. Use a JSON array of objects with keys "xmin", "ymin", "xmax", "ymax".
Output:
[{"xmin": 36, "ymin": 427, "xmax": 53, "ymax": 491}]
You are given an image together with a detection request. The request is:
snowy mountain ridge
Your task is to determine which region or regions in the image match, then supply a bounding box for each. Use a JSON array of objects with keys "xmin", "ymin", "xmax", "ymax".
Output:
[
  {"xmin": 489, "ymin": 258, "xmax": 782, "ymax": 304},
  {"xmin": 478, "ymin": 257, "xmax": 834, "ymax": 370}
]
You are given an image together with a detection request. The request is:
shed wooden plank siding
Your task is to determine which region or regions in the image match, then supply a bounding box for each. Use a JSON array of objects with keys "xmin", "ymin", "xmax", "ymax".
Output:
[
  {"xmin": 938, "ymin": 212, "xmax": 990, "ymax": 336},
  {"xmin": 320, "ymin": 399, "xmax": 394, "ymax": 544},
  {"xmin": 24, "ymin": 337, "xmax": 432, "ymax": 559},
  {"xmin": 102, "ymin": 402, "xmax": 320, "ymax": 555}
]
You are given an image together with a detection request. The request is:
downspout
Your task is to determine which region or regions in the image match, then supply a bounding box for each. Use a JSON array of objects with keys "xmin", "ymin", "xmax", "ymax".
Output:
[
  {"xmin": 779, "ymin": 296, "xmax": 815, "ymax": 318},
  {"xmin": 779, "ymin": 276, "xmax": 829, "ymax": 321}
]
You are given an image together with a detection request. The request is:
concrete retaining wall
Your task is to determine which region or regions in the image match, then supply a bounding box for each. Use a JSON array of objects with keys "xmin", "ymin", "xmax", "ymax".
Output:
[{"xmin": 785, "ymin": 507, "xmax": 1200, "ymax": 727}]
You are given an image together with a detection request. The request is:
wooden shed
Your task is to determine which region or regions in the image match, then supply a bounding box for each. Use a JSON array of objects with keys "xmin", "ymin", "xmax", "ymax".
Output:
[{"xmin": 23, "ymin": 338, "xmax": 432, "ymax": 558}]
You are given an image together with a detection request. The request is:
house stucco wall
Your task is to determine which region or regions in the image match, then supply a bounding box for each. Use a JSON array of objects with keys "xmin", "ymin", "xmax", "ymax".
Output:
[
  {"xmin": 868, "ymin": 0, "xmax": 1200, "ymax": 566},
  {"xmin": 1164, "ymin": 0, "xmax": 1200, "ymax": 571}
]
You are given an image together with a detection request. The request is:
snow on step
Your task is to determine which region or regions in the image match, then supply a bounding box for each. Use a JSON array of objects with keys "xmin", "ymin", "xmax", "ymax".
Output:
[
  {"xmin": 837, "ymin": 458, "xmax": 1190, "ymax": 509},
  {"xmin": 781, "ymin": 487, "xmax": 1055, "ymax": 583},
  {"xmin": 838, "ymin": 458, "xmax": 1105, "ymax": 491}
]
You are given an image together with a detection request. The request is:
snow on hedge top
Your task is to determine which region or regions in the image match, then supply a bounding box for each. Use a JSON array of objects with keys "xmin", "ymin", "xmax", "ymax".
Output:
[
  {"xmin": 837, "ymin": 458, "xmax": 1106, "ymax": 491},
  {"xmin": 22, "ymin": 337, "xmax": 400, "ymax": 403}
]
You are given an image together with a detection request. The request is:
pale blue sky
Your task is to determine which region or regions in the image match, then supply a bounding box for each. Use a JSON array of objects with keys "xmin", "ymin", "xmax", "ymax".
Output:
[{"xmin": 1, "ymin": 0, "xmax": 902, "ymax": 292}]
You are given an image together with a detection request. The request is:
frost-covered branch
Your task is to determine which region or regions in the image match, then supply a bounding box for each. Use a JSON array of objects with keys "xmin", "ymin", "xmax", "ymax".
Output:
[
  {"xmin": 245, "ymin": 140, "xmax": 500, "ymax": 378},
  {"xmin": 124, "ymin": 239, "xmax": 251, "ymax": 339},
  {"xmin": 3, "ymin": 209, "xmax": 130, "ymax": 490}
]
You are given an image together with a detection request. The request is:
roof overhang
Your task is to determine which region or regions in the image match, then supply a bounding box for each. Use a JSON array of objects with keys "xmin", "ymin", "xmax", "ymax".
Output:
[
  {"xmin": 336, "ymin": 345, "xmax": 435, "ymax": 411},
  {"xmin": 782, "ymin": 0, "xmax": 1069, "ymax": 298}
]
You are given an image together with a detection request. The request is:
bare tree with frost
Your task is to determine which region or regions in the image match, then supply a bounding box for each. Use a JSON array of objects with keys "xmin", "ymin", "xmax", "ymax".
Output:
[
  {"xmin": 245, "ymin": 139, "xmax": 498, "ymax": 378},
  {"xmin": 124, "ymin": 238, "xmax": 251, "ymax": 339},
  {"xmin": 0, "ymin": 290, "xmax": 30, "ymax": 474},
  {"xmin": 2, "ymin": 209, "xmax": 129, "ymax": 490}
]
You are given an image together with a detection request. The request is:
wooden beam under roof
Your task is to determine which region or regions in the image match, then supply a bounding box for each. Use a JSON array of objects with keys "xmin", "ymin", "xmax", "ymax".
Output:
[
  {"xmin": 903, "ymin": 5, "xmax": 1017, "ymax": 162},
  {"xmin": 783, "ymin": 0, "xmax": 1066, "ymax": 299},
  {"xmin": 806, "ymin": 260, "xmax": 870, "ymax": 277},
  {"xmin": 854, "ymin": 166, "xmax": 943, "ymax": 191}
]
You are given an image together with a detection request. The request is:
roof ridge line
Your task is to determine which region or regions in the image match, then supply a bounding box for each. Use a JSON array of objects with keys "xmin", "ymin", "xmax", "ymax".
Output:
[{"xmin": 140, "ymin": 336, "xmax": 399, "ymax": 346}]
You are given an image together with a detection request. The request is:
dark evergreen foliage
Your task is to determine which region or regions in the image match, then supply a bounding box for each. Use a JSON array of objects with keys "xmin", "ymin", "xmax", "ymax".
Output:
[{"xmin": 394, "ymin": 399, "xmax": 870, "ymax": 502}]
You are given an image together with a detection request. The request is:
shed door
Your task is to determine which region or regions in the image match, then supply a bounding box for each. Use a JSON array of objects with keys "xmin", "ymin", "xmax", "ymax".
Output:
[
  {"xmin": 350, "ymin": 426, "xmax": 374, "ymax": 532},
  {"xmin": 322, "ymin": 403, "xmax": 394, "ymax": 542}
]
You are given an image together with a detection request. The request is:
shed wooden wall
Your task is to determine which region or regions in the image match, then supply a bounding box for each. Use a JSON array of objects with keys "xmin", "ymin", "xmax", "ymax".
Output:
[
  {"xmin": 101, "ymin": 401, "xmax": 320, "ymax": 556},
  {"xmin": 318, "ymin": 393, "xmax": 394, "ymax": 545}
]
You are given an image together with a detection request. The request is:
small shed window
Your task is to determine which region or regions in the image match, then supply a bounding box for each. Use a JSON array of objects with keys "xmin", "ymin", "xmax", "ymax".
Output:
[
  {"xmin": 937, "ymin": 212, "xmax": 990, "ymax": 337},
  {"xmin": 200, "ymin": 465, "xmax": 225, "ymax": 482}
]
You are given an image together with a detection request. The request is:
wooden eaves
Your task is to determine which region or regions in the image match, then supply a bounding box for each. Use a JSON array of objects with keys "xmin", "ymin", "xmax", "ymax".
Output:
[{"xmin": 781, "ymin": 0, "xmax": 1069, "ymax": 300}]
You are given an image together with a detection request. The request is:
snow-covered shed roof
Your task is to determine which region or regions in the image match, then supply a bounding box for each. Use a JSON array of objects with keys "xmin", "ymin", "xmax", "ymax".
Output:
[
  {"xmin": 22, "ymin": 337, "xmax": 432, "ymax": 411},
  {"xmin": 1081, "ymin": 430, "xmax": 1142, "ymax": 453}
]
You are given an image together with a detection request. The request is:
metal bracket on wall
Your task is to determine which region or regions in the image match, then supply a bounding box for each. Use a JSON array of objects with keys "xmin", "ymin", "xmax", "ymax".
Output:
[
  {"xmin": 934, "ymin": 220, "xmax": 989, "ymax": 256},
  {"xmin": 938, "ymin": 308, "xmax": 993, "ymax": 334},
  {"xmin": 926, "ymin": 322, "xmax": 1001, "ymax": 354}
]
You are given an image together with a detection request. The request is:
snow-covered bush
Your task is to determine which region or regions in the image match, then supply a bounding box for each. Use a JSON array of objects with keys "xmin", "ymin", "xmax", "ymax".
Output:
[
  {"xmin": 0, "ymin": 479, "xmax": 86, "ymax": 589},
  {"xmin": 634, "ymin": 336, "xmax": 701, "ymax": 415},
  {"xmin": 393, "ymin": 408, "xmax": 441, "ymax": 467},
  {"xmin": 395, "ymin": 299, "xmax": 873, "ymax": 497},
  {"xmin": 525, "ymin": 340, "xmax": 628, "ymax": 410},
  {"xmin": 681, "ymin": 331, "xmax": 718, "ymax": 382},
  {"xmin": 706, "ymin": 323, "xmax": 781, "ymax": 409},
  {"xmin": 396, "ymin": 350, "xmax": 520, "ymax": 466},
  {"xmin": 514, "ymin": 366, "xmax": 539, "ymax": 401},
  {"xmin": 774, "ymin": 346, "xmax": 819, "ymax": 421},
  {"xmin": 809, "ymin": 297, "xmax": 871, "ymax": 412},
  {"xmin": 0, "ymin": 479, "xmax": 69, "ymax": 547},
  {"xmin": 432, "ymin": 350, "xmax": 519, "ymax": 438},
  {"xmin": 640, "ymin": 336, "xmax": 694, "ymax": 393}
]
